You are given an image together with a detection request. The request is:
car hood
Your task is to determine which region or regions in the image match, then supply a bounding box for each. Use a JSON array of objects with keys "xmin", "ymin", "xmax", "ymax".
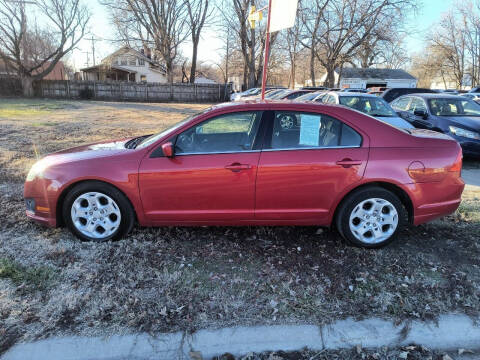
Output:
[
  {"xmin": 440, "ymin": 115, "xmax": 480, "ymax": 131},
  {"xmin": 39, "ymin": 138, "xmax": 132, "ymax": 167}
]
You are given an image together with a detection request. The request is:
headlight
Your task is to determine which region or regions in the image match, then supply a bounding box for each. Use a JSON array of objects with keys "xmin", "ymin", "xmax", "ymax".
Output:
[
  {"xmin": 449, "ymin": 126, "xmax": 480, "ymax": 140},
  {"xmin": 26, "ymin": 159, "xmax": 49, "ymax": 181}
]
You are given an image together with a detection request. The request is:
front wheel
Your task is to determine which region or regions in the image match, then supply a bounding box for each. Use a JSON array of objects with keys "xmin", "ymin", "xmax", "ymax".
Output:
[
  {"xmin": 335, "ymin": 187, "xmax": 407, "ymax": 248},
  {"xmin": 63, "ymin": 181, "xmax": 135, "ymax": 242}
]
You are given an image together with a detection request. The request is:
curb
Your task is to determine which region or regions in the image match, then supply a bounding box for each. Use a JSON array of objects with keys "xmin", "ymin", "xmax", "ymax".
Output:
[{"xmin": 3, "ymin": 314, "xmax": 480, "ymax": 360}]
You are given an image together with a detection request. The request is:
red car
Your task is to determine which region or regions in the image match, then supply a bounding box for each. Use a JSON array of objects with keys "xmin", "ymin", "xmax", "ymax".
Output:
[{"xmin": 24, "ymin": 101, "xmax": 464, "ymax": 248}]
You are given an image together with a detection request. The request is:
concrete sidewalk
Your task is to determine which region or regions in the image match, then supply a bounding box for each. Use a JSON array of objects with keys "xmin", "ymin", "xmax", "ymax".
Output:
[{"xmin": 3, "ymin": 314, "xmax": 480, "ymax": 360}]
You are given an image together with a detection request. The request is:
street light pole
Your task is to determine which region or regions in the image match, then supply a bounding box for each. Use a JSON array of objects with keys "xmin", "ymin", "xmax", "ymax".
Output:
[{"xmin": 260, "ymin": 0, "xmax": 272, "ymax": 100}]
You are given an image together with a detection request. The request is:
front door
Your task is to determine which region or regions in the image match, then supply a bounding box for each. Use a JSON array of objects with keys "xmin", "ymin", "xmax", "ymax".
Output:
[
  {"xmin": 139, "ymin": 111, "xmax": 263, "ymax": 223},
  {"xmin": 255, "ymin": 110, "xmax": 368, "ymax": 223}
]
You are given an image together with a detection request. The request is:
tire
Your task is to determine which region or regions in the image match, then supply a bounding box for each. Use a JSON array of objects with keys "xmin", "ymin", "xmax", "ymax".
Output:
[
  {"xmin": 62, "ymin": 181, "xmax": 135, "ymax": 242},
  {"xmin": 335, "ymin": 187, "xmax": 407, "ymax": 248}
]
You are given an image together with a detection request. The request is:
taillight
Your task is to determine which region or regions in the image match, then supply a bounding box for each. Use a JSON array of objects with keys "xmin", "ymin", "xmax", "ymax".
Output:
[{"xmin": 449, "ymin": 149, "xmax": 463, "ymax": 175}]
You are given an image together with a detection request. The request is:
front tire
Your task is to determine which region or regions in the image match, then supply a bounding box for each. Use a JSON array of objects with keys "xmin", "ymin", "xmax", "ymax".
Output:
[
  {"xmin": 335, "ymin": 187, "xmax": 407, "ymax": 248},
  {"xmin": 63, "ymin": 181, "xmax": 135, "ymax": 242}
]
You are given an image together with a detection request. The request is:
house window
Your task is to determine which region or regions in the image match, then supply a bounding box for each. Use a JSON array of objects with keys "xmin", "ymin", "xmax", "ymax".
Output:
[
  {"xmin": 129, "ymin": 57, "xmax": 136, "ymax": 66},
  {"xmin": 140, "ymin": 75, "xmax": 147, "ymax": 82},
  {"xmin": 138, "ymin": 58, "xmax": 145, "ymax": 66},
  {"xmin": 120, "ymin": 57, "xmax": 127, "ymax": 66}
]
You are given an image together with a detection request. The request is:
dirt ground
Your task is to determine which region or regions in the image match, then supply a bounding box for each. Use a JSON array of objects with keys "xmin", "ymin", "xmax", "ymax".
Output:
[{"xmin": 0, "ymin": 98, "xmax": 479, "ymax": 355}]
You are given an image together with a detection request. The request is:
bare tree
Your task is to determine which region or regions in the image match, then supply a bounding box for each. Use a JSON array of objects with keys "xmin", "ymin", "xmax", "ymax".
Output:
[
  {"xmin": 0, "ymin": 0, "xmax": 90, "ymax": 96},
  {"xmin": 102, "ymin": 0, "xmax": 189, "ymax": 83},
  {"xmin": 281, "ymin": 2, "xmax": 304, "ymax": 88},
  {"xmin": 185, "ymin": 0, "xmax": 213, "ymax": 83},
  {"xmin": 429, "ymin": 11, "xmax": 467, "ymax": 88},
  {"xmin": 218, "ymin": 0, "xmax": 277, "ymax": 89},
  {"xmin": 306, "ymin": 0, "xmax": 415, "ymax": 87}
]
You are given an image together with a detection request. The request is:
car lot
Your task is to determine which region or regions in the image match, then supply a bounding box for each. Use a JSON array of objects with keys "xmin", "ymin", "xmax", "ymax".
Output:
[{"xmin": 0, "ymin": 98, "xmax": 479, "ymax": 352}]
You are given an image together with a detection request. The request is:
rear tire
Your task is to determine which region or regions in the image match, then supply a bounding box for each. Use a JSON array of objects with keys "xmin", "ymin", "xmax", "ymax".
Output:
[
  {"xmin": 63, "ymin": 181, "xmax": 135, "ymax": 242},
  {"xmin": 335, "ymin": 187, "xmax": 406, "ymax": 248}
]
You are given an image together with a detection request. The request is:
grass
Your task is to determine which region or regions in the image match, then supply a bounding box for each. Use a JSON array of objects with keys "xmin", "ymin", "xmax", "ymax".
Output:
[
  {"xmin": 0, "ymin": 98, "xmax": 73, "ymax": 119},
  {"xmin": 0, "ymin": 258, "xmax": 56, "ymax": 290}
]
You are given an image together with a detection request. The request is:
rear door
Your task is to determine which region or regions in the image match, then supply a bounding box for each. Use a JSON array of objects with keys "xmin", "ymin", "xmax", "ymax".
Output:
[{"xmin": 255, "ymin": 110, "xmax": 368, "ymax": 223}]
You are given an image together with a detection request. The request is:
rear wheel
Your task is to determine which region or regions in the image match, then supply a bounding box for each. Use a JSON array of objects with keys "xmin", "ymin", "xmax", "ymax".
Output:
[
  {"xmin": 335, "ymin": 187, "xmax": 406, "ymax": 248},
  {"xmin": 63, "ymin": 182, "xmax": 135, "ymax": 242}
]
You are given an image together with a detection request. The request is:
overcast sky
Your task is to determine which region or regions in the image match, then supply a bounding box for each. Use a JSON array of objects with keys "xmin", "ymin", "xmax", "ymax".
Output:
[{"xmin": 69, "ymin": 0, "xmax": 454, "ymax": 71}]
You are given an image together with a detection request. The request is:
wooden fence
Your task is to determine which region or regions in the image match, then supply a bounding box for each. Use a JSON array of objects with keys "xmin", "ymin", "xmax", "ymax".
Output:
[{"xmin": 32, "ymin": 80, "xmax": 232, "ymax": 103}]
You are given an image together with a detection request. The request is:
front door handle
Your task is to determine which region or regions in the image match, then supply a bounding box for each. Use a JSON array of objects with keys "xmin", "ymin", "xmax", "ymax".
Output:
[
  {"xmin": 336, "ymin": 159, "xmax": 362, "ymax": 168},
  {"xmin": 225, "ymin": 163, "xmax": 251, "ymax": 172}
]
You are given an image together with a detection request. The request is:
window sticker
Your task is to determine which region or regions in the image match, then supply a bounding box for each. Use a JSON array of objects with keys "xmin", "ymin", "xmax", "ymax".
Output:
[{"xmin": 299, "ymin": 114, "xmax": 321, "ymax": 146}]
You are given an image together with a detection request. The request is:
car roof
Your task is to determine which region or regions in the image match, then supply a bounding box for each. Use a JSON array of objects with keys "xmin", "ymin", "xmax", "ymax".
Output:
[
  {"xmin": 329, "ymin": 91, "xmax": 378, "ymax": 98},
  {"xmin": 401, "ymin": 93, "xmax": 464, "ymax": 99}
]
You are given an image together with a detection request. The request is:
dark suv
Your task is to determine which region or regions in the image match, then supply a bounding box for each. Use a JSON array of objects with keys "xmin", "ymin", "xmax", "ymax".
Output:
[{"xmin": 381, "ymin": 88, "xmax": 437, "ymax": 103}]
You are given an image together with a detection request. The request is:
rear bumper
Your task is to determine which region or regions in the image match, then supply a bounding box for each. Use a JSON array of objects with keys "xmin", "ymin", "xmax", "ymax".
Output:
[{"xmin": 409, "ymin": 175, "xmax": 465, "ymax": 225}]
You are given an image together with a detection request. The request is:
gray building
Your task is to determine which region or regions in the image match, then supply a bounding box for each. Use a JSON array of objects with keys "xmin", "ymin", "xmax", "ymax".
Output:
[{"xmin": 319, "ymin": 68, "xmax": 417, "ymax": 89}]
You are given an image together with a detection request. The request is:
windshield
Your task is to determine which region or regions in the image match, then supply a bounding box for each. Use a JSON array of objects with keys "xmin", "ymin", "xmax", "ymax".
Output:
[
  {"xmin": 295, "ymin": 92, "xmax": 321, "ymax": 101},
  {"xmin": 136, "ymin": 110, "xmax": 206, "ymax": 148},
  {"xmin": 265, "ymin": 89, "xmax": 285, "ymax": 99},
  {"xmin": 428, "ymin": 98, "xmax": 480, "ymax": 116},
  {"xmin": 339, "ymin": 96, "xmax": 397, "ymax": 117},
  {"xmin": 269, "ymin": 89, "xmax": 290, "ymax": 99}
]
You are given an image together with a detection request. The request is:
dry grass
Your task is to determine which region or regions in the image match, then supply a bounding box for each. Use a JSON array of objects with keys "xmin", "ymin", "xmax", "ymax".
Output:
[{"xmin": 0, "ymin": 98, "xmax": 479, "ymax": 354}]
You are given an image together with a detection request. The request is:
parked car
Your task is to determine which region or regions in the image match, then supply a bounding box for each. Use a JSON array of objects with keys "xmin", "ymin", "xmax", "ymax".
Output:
[
  {"xmin": 270, "ymin": 89, "xmax": 314, "ymax": 100},
  {"xmin": 460, "ymin": 93, "xmax": 480, "ymax": 104},
  {"xmin": 294, "ymin": 91, "xmax": 327, "ymax": 102},
  {"xmin": 340, "ymin": 88, "xmax": 369, "ymax": 93},
  {"xmin": 241, "ymin": 88, "xmax": 282, "ymax": 101},
  {"xmin": 391, "ymin": 93, "xmax": 480, "ymax": 157},
  {"xmin": 322, "ymin": 92, "xmax": 414, "ymax": 129},
  {"xmin": 301, "ymin": 86, "xmax": 327, "ymax": 91},
  {"xmin": 231, "ymin": 87, "xmax": 285, "ymax": 101},
  {"xmin": 25, "ymin": 101, "xmax": 464, "ymax": 248},
  {"xmin": 469, "ymin": 86, "xmax": 480, "ymax": 93},
  {"xmin": 381, "ymin": 88, "xmax": 438, "ymax": 103},
  {"xmin": 230, "ymin": 88, "xmax": 260, "ymax": 101}
]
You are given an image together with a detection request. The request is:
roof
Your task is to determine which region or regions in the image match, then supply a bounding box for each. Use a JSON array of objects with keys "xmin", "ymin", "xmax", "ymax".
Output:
[
  {"xmin": 338, "ymin": 68, "xmax": 416, "ymax": 80},
  {"xmin": 80, "ymin": 64, "xmax": 137, "ymax": 73},
  {"xmin": 333, "ymin": 92, "xmax": 378, "ymax": 98},
  {"xmin": 405, "ymin": 93, "xmax": 463, "ymax": 99}
]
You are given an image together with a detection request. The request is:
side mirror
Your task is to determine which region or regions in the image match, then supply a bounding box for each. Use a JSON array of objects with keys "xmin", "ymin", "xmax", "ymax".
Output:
[
  {"xmin": 414, "ymin": 109, "xmax": 428, "ymax": 119},
  {"xmin": 161, "ymin": 142, "xmax": 174, "ymax": 158}
]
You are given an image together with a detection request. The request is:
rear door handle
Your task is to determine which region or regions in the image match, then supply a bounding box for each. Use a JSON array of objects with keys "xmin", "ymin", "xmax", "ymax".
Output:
[
  {"xmin": 336, "ymin": 159, "xmax": 362, "ymax": 167},
  {"xmin": 225, "ymin": 163, "xmax": 251, "ymax": 172}
]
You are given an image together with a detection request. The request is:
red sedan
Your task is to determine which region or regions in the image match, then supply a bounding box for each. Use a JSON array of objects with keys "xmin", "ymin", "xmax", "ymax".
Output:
[{"xmin": 24, "ymin": 101, "xmax": 464, "ymax": 248}]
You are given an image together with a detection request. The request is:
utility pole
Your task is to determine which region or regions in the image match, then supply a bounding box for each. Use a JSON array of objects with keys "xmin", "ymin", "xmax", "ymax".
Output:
[
  {"xmin": 85, "ymin": 36, "xmax": 97, "ymax": 65},
  {"xmin": 83, "ymin": 51, "xmax": 91, "ymax": 67}
]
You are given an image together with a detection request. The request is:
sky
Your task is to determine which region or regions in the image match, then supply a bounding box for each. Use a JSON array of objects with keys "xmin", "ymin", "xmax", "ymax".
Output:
[{"xmin": 70, "ymin": 0, "xmax": 455, "ymax": 71}]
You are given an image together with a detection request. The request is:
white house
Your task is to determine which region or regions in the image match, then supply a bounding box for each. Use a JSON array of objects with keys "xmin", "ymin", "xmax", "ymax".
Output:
[
  {"xmin": 81, "ymin": 47, "xmax": 167, "ymax": 83},
  {"xmin": 318, "ymin": 68, "xmax": 417, "ymax": 89}
]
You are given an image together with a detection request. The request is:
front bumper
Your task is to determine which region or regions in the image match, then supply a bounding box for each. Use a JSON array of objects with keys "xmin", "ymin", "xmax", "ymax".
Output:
[{"xmin": 452, "ymin": 136, "xmax": 480, "ymax": 158}]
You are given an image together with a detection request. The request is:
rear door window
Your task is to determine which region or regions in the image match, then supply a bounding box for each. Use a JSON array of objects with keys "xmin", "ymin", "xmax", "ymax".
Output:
[{"xmin": 268, "ymin": 111, "xmax": 362, "ymax": 150}]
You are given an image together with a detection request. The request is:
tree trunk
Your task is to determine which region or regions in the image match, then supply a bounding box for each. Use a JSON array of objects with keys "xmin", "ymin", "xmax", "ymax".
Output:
[
  {"xmin": 190, "ymin": 39, "xmax": 199, "ymax": 84},
  {"xmin": 21, "ymin": 76, "xmax": 34, "ymax": 97},
  {"xmin": 166, "ymin": 61, "xmax": 174, "ymax": 83},
  {"xmin": 324, "ymin": 64, "xmax": 336, "ymax": 87},
  {"xmin": 310, "ymin": 47, "xmax": 316, "ymax": 86},
  {"xmin": 290, "ymin": 56, "xmax": 296, "ymax": 89}
]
